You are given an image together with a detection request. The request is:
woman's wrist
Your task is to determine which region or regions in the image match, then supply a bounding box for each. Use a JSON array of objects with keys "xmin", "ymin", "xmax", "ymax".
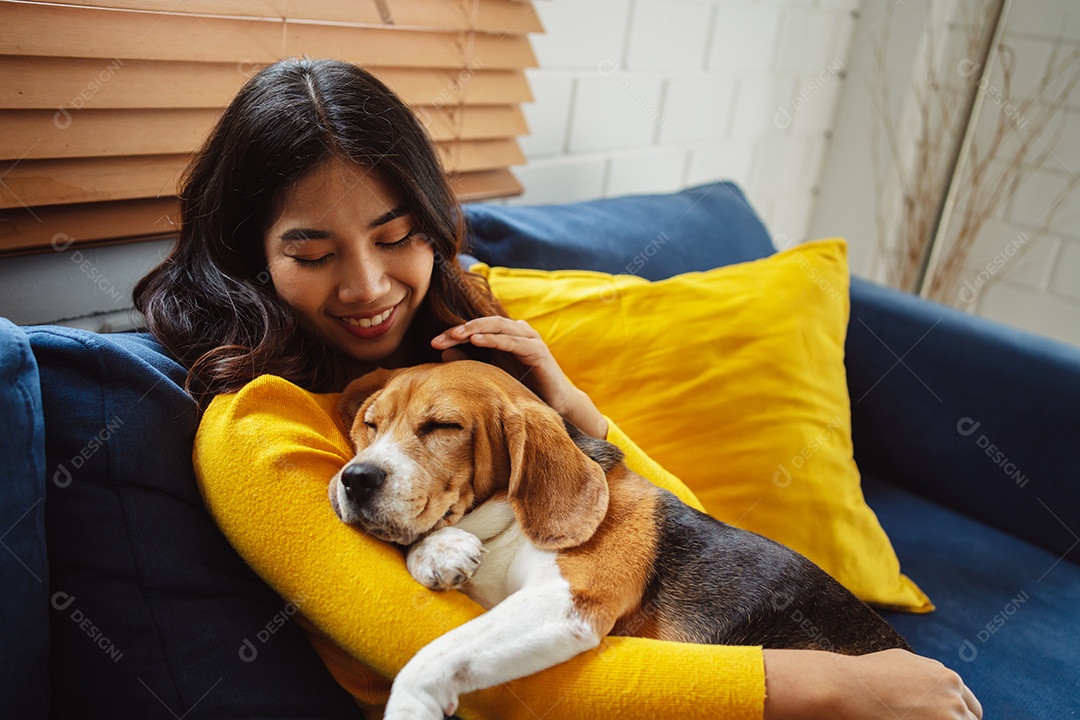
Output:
[
  {"xmin": 559, "ymin": 387, "xmax": 609, "ymax": 439},
  {"xmin": 762, "ymin": 649, "xmax": 839, "ymax": 720}
]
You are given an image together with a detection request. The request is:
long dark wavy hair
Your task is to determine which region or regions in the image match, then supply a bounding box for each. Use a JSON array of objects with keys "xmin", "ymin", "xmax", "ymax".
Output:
[{"xmin": 134, "ymin": 58, "xmax": 505, "ymax": 407}]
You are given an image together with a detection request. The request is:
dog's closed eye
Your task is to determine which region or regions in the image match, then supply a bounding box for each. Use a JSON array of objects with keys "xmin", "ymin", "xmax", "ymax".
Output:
[{"xmin": 418, "ymin": 420, "xmax": 465, "ymax": 436}]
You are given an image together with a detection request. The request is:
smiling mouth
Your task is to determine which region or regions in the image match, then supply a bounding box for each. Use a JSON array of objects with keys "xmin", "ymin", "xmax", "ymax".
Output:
[
  {"xmin": 336, "ymin": 302, "xmax": 400, "ymax": 338},
  {"xmin": 341, "ymin": 306, "xmax": 394, "ymax": 328}
]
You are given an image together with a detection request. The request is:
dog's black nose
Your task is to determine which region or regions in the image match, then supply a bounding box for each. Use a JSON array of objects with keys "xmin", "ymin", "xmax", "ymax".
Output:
[{"xmin": 340, "ymin": 463, "xmax": 386, "ymax": 502}]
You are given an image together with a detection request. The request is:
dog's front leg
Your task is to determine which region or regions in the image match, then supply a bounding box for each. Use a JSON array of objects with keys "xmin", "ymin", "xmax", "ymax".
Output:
[{"xmin": 384, "ymin": 581, "xmax": 600, "ymax": 720}]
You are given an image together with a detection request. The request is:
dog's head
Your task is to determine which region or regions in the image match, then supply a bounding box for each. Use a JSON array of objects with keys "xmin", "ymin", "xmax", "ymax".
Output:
[{"xmin": 329, "ymin": 361, "xmax": 609, "ymax": 549}]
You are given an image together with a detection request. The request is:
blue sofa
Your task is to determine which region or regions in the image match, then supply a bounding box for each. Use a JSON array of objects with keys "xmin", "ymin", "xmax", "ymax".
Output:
[{"xmin": 2, "ymin": 183, "xmax": 1077, "ymax": 718}]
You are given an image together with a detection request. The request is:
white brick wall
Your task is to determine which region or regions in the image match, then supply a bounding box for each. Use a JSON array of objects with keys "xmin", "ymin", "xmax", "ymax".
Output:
[
  {"xmin": 511, "ymin": 0, "xmax": 860, "ymax": 249},
  {"xmin": 974, "ymin": 6, "xmax": 1080, "ymax": 346},
  {"xmin": 809, "ymin": 0, "xmax": 1080, "ymax": 347}
]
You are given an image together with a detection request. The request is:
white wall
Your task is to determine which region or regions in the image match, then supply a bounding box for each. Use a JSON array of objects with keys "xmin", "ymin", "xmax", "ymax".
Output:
[
  {"xmin": 809, "ymin": 0, "xmax": 1080, "ymax": 347},
  {"xmin": 0, "ymin": 240, "xmax": 174, "ymax": 329},
  {"xmin": 808, "ymin": 0, "xmax": 933, "ymax": 281},
  {"xmin": 0, "ymin": 0, "xmax": 861, "ymax": 330},
  {"xmin": 512, "ymin": 0, "xmax": 859, "ymax": 248}
]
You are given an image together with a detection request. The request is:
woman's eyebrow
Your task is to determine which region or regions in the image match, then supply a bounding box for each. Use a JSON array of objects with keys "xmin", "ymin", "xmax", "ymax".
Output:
[
  {"xmin": 278, "ymin": 205, "xmax": 409, "ymax": 241},
  {"xmin": 368, "ymin": 204, "xmax": 410, "ymax": 229},
  {"xmin": 280, "ymin": 228, "xmax": 331, "ymax": 242}
]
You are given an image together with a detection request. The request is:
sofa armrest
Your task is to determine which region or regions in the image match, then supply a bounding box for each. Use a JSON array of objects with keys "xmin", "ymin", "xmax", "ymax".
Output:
[{"xmin": 845, "ymin": 277, "xmax": 1079, "ymax": 563}]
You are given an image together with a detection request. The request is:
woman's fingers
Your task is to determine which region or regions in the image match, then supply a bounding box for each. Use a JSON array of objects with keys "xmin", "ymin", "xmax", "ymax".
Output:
[
  {"xmin": 962, "ymin": 681, "xmax": 983, "ymax": 718},
  {"xmin": 433, "ymin": 317, "xmax": 552, "ymax": 373},
  {"xmin": 432, "ymin": 317, "xmax": 539, "ymax": 350},
  {"xmin": 457, "ymin": 329, "xmax": 546, "ymax": 363}
]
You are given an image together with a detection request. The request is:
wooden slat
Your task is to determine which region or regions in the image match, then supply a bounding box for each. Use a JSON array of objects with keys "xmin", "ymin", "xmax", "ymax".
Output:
[
  {"xmin": 1, "ymin": 2, "xmax": 284, "ymax": 63},
  {"xmin": 378, "ymin": 68, "xmax": 534, "ymax": 106},
  {"xmin": 452, "ymin": 168, "xmax": 523, "ymax": 202},
  {"xmin": 31, "ymin": 0, "xmax": 383, "ymax": 24},
  {"xmin": 283, "ymin": 22, "xmax": 536, "ymax": 71},
  {"xmin": 418, "ymin": 106, "xmax": 529, "ymax": 143},
  {"xmin": 436, "ymin": 138, "xmax": 526, "ymax": 173},
  {"xmin": 384, "ymin": 0, "xmax": 543, "ymax": 34},
  {"xmin": 0, "ymin": 197, "xmax": 180, "ymax": 256},
  {"xmin": 0, "ymin": 172, "xmax": 522, "ymax": 256},
  {"xmin": 0, "ymin": 139, "xmax": 526, "ymax": 207},
  {"xmin": 0, "ymin": 57, "xmax": 533, "ymax": 110},
  {"xmin": 0, "ymin": 57, "xmax": 247, "ymax": 110},
  {"xmin": 0, "ymin": 106, "xmax": 527, "ymax": 160},
  {"xmin": 0, "ymin": 2, "xmax": 536, "ymax": 69},
  {"xmin": 27, "ymin": 0, "xmax": 542, "ymax": 33},
  {"xmin": 0, "ymin": 108, "xmax": 219, "ymax": 160},
  {"xmin": 0, "ymin": 154, "xmax": 191, "ymax": 208}
]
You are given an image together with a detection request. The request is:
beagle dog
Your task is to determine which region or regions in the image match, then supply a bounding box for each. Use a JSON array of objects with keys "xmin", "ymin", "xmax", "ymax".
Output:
[{"xmin": 328, "ymin": 360, "xmax": 910, "ymax": 720}]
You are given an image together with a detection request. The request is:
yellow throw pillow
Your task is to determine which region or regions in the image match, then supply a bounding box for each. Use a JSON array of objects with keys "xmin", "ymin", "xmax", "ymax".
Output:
[{"xmin": 472, "ymin": 238, "xmax": 932, "ymax": 612}]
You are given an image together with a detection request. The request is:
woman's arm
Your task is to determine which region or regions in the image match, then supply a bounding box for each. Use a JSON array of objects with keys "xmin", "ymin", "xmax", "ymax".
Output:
[{"xmin": 194, "ymin": 374, "xmax": 765, "ymax": 719}]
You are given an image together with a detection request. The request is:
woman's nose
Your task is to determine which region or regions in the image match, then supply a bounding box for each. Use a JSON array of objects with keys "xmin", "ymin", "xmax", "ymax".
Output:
[{"xmin": 337, "ymin": 254, "xmax": 391, "ymax": 304}]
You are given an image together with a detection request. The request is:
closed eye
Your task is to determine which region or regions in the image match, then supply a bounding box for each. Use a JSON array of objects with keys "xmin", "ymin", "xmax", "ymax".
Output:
[
  {"xmin": 379, "ymin": 230, "xmax": 417, "ymax": 250},
  {"xmin": 418, "ymin": 420, "xmax": 464, "ymax": 436},
  {"xmin": 292, "ymin": 253, "xmax": 333, "ymax": 268}
]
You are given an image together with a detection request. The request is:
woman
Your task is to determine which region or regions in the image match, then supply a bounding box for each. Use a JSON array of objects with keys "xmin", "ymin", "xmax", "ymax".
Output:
[{"xmin": 135, "ymin": 58, "xmax": 981, "ymax": 719}]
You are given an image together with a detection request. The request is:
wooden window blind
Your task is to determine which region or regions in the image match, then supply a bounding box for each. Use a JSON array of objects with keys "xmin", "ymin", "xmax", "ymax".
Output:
[{"xmin": 0, "ymin": 0, "xmax": 540, "ymax": 256}]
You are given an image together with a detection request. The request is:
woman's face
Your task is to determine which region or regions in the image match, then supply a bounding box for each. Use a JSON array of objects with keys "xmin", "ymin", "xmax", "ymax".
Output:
[{"xmin": 263, "ymin": 156, "xmax": 435, "ymax": 368}]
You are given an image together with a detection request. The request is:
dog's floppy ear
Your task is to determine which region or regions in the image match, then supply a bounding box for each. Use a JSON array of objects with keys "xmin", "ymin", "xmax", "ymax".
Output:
[
  {"xmin": 338, "ymin": 368, "xmax": 400, "ymax": 426},
  {"xmin": 504, "ymin": 401, "xmax": 610, "ymax": 551}
]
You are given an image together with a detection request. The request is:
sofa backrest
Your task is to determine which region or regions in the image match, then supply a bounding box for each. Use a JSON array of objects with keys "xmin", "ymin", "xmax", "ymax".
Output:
[
  {"xmin": 464, "ymin": 181, "xmax": 776, "ymax": 279},
  {"xmin": 0, "ymin": 318, "xmax": 50, "ymax": 718}
]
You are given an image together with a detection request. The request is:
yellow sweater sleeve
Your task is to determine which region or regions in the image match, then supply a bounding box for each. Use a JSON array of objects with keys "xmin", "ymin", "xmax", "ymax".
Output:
[{"xmin": 194, "ymin": 374, "xmax": 765, "ymax": 720}]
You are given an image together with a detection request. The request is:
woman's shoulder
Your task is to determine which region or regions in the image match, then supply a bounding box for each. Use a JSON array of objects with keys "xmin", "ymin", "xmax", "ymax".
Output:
[{"xmin": 201, "ymin": 374, "xmax": 345, "ymax": 438}]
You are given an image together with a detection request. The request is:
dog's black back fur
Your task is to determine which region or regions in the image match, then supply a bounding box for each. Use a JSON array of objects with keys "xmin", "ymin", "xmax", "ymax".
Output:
[
  {"xmin": 645, "ymin": 492, "xmax": 911, "ymax": 653},
  {"xmin": 565, "ymin": 421, "xmax": 911, "ymax": 655}
]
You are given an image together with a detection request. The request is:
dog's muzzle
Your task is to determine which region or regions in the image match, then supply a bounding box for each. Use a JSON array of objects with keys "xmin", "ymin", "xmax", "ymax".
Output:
[{"xmin": 331, "ymin": 461, "xmax": 417, "ymax": 544}]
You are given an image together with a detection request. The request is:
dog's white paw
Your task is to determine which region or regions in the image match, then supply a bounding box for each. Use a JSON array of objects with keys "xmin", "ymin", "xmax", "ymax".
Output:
[
  {"xmin": 384, "ymin": 680, "xmax": 459, "ymax": 720},
  {"xmin": 407, "ymin": 527, "xmax": 486, "ymax": 590},
  {"xmin": 384, "ymin": 690, "xmax": 455, "ymax": 716}
]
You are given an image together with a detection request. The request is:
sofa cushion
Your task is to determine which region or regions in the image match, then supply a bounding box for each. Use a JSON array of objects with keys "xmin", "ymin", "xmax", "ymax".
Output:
[
  {"xmin": 27, "ymin": 327, "xmax": 361, "ymax": 719},
  {"xmin": 463, "ymin": 182, "xmax": 776, "ymax": 280},
  {"xmin": 867, "ymin": 475, "xmax": 1080, "ymax": 719},
  {"xmin": 471, "ymin": 240, "xmax": 931, "ymax": 612},
  {"xmin": 0, "ymin": 318, "xmax": 50, "ymax": 717}
]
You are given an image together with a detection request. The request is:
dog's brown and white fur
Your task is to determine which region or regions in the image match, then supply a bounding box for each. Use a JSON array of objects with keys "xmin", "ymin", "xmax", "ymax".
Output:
[{"xmin": 329, "ymin": 361, "xmax": 910, "ymax": 719}]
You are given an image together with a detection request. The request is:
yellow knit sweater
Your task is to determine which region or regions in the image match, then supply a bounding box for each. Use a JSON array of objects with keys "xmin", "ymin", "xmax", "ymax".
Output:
[{"xmin": 194, "ymin": 373, "xmax": 766, "ymax": 719}]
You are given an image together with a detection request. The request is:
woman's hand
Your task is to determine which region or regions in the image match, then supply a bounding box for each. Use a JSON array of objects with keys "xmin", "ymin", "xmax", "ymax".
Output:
[
  {"xmin": 763, "ymin": 648, "xmax": 982, "ymax": 720},
  {"xmin": 431, "ymin": 317, "xmax": 608, "ymax": 438}
]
